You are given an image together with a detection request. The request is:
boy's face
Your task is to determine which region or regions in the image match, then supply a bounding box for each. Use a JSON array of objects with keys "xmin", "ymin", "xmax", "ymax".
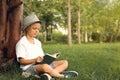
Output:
[{"xmin": 26, "ymin": 23, "xmax": 41, "ymax": 38}]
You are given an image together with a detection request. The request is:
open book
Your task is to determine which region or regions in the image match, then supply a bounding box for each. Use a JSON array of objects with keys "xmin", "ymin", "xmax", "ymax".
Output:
[{"xmin": 35, "ymin": 53, "xmax": 60, "ymax": 65}]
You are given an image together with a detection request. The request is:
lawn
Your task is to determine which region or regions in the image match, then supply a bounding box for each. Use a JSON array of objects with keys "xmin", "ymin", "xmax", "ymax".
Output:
[{"xmin": 0, "ymin": 43, "xmax": 120, "ymax": 80}]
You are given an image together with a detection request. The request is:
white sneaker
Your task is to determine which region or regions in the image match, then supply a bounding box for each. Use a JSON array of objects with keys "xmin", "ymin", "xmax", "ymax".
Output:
[
  {"xmin": 22, "ymin": 72, "xmax": 31, "ymax": 78},
  {"xmin": 40, "ymin": 73, "xmax": 52, "ymax": 80},
  {"xmin": 34, "ymin": 74, "xmax": 40, "ymax": 78}
]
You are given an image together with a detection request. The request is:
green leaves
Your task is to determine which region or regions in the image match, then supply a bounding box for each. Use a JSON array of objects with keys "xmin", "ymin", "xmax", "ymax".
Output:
[{"xmin": 23, "ymin": 0, "xmax": 120, "ymax": 42}]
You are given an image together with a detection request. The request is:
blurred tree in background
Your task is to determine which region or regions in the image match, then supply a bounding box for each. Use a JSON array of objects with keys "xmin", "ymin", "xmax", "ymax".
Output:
[{"xmin": 23, "ymin": 0, "xmax": 120, "ymax": 43}]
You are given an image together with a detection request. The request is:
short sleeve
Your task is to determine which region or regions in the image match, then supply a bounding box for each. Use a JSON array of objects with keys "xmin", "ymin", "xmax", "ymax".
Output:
[{"xmin": 16, "ymin": 43, "xmax": 26, "ymax": 62}]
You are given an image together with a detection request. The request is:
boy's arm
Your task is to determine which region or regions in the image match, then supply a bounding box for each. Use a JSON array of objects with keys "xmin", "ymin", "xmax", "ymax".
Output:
[{"xmin": 19, "ymin": 57, "xmax": 43, "ymax": 65}]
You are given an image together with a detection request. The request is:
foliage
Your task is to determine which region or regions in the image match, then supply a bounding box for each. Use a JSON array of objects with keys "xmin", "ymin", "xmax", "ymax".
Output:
[{"xmin": 53, "ymin": 32, "xmax": 68, "ymax": 44}]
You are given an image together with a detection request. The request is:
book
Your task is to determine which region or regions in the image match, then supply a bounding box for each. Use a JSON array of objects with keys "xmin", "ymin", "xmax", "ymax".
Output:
[{"xmin": 35, "ymin": 53, "xmax": 60, "ymax": 65}]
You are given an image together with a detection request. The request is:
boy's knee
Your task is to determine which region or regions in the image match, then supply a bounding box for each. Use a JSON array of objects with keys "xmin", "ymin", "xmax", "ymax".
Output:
[
  {"xmin": 63, "ymin": 60, "xmax": 68, "ymax": 67},
  {"xmin": 42, "ymin": 64, "xmax": 51, "ymax": 72}
]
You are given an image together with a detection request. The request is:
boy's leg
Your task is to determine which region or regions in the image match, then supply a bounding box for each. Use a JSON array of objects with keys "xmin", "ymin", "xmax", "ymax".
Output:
[
  {"xmin": 36, "ymin": 64, "xmax": 64, "ymax": 78},
  {"xmin": 53, "ymin": 60, "xmax": 68, "ymax": 73}
]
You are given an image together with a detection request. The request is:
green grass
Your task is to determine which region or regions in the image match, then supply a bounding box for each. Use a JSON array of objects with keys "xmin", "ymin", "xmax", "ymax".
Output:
[{"xmin": 0, "ymin": 43, "xmax": 120, "ymax": 80}]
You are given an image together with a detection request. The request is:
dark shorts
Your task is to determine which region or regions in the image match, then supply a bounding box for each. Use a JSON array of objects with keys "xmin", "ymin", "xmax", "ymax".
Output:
[{"xmin": 24, "ymin": 63, "xmax": 55, "ymax": 75}]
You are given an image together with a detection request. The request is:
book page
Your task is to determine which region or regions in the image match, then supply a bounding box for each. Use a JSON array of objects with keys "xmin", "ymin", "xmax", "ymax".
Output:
[{"xmin": 46, "ymin": 53, "xmax": 60, "ymax": 58}]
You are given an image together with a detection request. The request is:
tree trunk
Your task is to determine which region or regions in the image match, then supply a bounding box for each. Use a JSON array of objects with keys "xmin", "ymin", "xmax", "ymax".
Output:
[
  {"xmin": 0, "ymin": 0, "xmax": 6, "ymax": 61},
  {"xmin": 114, "ymin": 20, "xmax": 120, "ymax": 42},
  {"xmin": 42, "ymin": 31, "xmax": 47, "ymax": 43},
  {"xmin": 85, "ymin": 30, "xmax": 88, "ymax": 43},
  {"xmin": 0, "ymin": 0, "xmax": 23, "ymax": 68},
  {"xmin": 77, "ymin": 0, "xmax": 81, "ymax": 44},
  {"xmin": 67, "ymin": 0, "xmax": 72, "ymax": 46}
]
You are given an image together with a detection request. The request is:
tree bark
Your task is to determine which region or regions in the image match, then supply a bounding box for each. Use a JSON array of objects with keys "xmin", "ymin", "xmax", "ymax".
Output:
[
  {"xmin": 0, "ymin": 0, "xmax": 6, "ymax": 61},
  {"xmin": 0, "ymin": 0, "xmax": 23, "ymax": 68},
  {"xmin": 67, "ymin": 0, "xmax": 72, "ymax": 46},
  {"xmin": 77, "ymin": 0, "xmax": 81, "ymax": 44},
  {"xmin": 85, "ymin": 30, "xmax": 88, "ymax": 43}
]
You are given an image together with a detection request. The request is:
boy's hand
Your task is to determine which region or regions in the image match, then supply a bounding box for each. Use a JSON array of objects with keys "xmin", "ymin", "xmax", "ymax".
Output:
[{"xmin": 36, "ymin": 57, "xmax": 43, "ymax": 63}]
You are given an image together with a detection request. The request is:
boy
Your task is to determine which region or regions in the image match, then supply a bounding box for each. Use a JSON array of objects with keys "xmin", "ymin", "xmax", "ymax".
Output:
[{"xmin": 16, "ymin": 13, "xmax": 78, "ymax": 80}]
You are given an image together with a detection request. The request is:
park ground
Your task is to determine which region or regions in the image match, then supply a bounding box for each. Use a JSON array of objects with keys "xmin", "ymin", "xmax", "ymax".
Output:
[{"xmin": 0, "ymin": 43, "xmax": 120, "ymax": 80}]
